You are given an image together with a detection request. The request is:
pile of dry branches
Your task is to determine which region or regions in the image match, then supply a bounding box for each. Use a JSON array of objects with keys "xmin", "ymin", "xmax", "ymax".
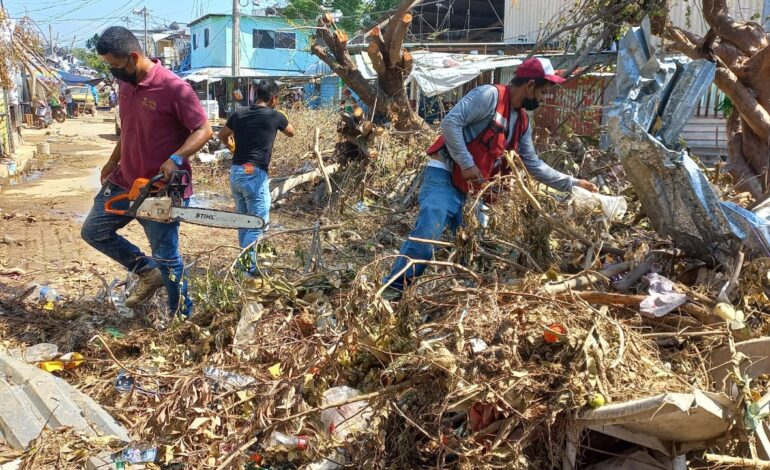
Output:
[{"xmin": 0, "ymin": 112, "xmax": 768, "ymax": 469}]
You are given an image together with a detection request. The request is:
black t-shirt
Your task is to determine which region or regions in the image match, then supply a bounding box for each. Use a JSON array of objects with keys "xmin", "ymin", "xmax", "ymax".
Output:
[{"xmin": 226, "ymin": 105, "xmax": 289, "ymax": 170}]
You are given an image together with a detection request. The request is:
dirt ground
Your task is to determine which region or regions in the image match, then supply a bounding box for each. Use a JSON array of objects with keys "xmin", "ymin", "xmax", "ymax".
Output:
[{"xmin": 0, "ymin": 113, "xmax": 316, "ymax": 302}]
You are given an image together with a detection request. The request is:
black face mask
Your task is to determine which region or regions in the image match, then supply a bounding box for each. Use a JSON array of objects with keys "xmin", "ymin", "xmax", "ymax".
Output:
[
  {"xmin": 110, "ymin": 56, "xmax": 137, "ymax": 85},
  {"xmin": 522, "ymin": 96, "xmax": 539, "ymax": 111}
]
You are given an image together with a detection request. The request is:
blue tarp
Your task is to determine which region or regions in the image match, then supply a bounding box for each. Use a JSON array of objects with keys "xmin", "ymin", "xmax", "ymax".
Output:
[{"xmin": 57, "ymin": 70, "xmax": 101, "ymax": 85}]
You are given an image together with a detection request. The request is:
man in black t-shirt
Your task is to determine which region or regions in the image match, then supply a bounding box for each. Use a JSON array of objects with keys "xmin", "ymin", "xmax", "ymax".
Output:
[{"xmin": 219, "ymin": 79, "xmax": 295, "ymax": 272}]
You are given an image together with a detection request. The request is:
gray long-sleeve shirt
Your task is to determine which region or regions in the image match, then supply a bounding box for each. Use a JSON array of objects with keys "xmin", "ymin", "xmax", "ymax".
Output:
[{"xmin": 438, "ymin": 85, "xmax": 577, "ymax": 193}]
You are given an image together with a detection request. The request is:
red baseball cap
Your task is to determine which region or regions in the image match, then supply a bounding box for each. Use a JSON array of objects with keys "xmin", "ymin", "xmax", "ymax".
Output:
[{"xmin": 515, "ymin": 57, "xmax": 565, "ymax": 84}]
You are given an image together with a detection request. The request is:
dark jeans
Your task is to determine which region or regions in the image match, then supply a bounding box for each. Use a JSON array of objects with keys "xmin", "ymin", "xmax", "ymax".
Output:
[{"xmin": 81, "ymin": 182, "xmax": 192, "ymax": 316}]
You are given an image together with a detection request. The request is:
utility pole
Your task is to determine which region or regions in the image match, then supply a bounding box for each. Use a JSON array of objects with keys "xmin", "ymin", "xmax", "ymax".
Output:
[
  {"xmin": 232, "ymin": 0, "xmax": 240, "ymax": 77},
  {"xmin": 134, "ymin": 7, "xmax": 150, "ymax": 55},
  {"xmin": 48, "ymin": 24, "xmax": 53, "ymax": 55},
  {"xmin": 764, "ymin": 0, "xmax": 770, "ymax": 32}
]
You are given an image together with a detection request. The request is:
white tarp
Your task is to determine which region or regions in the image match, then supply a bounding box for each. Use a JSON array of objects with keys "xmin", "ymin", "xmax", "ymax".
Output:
[
  {"xmin": 180, "ymin": 67, "xmax": 308, "ymax": 82},
  {"xmin": 353, "ymin": 51, "xmax": 523, "ymax": 97}
]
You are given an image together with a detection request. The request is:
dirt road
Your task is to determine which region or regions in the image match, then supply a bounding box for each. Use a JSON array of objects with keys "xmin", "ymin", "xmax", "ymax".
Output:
[{"xmin": 0, "ymin": 114, "xmax": 264, "ymax": 300}]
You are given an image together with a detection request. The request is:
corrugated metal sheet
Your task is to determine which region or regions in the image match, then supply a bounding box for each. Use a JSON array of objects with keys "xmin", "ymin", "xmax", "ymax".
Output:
[
  {"xmin": 497, "ymin": 66, "xmax": 516, "ymax": 84},
  {"xmin": 504, "ymin": 0, "xmax": 763, "ymax": 44},
  {"xmin": 534, "ymin": 75, "xmax": 609, "ymax": 137},
  {"xmin": 668, "ymin": 0, "xmax": 764, "ymax": 38},
  {"xmin": 319, "ymin": 76, "xmax": 339, "ymax": 107},
  {"xmin": 504, "ymin": 0, "xmax": 566, "ymax": 44}
]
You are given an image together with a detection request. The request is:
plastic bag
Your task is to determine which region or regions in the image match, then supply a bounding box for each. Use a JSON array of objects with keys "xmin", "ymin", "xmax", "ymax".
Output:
[
  {"xmin": 571, "ymin": 186, "xmax": 627, "ymax": 222},
  {"xmin": 320, "ymin": 386, "xmax": 373, "ymax": 438},
  {"xmin": 639, "ymin": 273, "xmax": 687, "ymax": 317}
]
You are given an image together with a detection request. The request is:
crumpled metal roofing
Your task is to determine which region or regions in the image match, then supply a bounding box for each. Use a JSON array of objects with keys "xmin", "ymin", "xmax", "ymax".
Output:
[{"xmin": 608, "ymin": 17, "xmax": 770, "ymax": 265}]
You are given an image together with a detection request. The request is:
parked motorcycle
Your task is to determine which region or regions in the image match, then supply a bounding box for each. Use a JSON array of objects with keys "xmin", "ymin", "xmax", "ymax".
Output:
[
  {"xmin": 51, "ymin": 105, "xmax": 66, "ymax": 123},
  {"xmin": 33, "ymin": 101, "xmax": 52, "ymax": 129}
]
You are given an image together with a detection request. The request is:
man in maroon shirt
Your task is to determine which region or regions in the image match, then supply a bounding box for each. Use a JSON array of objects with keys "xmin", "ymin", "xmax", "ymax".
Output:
[{"xmin": 81, "ymin": 27, "xmax": 212, "ymax": 318}]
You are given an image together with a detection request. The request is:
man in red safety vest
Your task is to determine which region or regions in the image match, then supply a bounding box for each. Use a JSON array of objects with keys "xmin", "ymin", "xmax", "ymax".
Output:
[{"xmin": 383, "ymin": 57, "xmax": 598, "ymax": 296}]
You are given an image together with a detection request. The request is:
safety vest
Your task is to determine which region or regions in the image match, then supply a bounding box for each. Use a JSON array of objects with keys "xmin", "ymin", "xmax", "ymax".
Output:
[{"xmin": 426, "ymin": 84, "xmax": 529, "ymax": 194}]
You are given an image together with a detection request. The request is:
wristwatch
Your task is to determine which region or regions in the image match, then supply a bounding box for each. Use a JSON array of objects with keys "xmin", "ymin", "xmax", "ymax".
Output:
[{"xmin": 169, "ymin": 154, "xmax": 184, "ymax": 166}]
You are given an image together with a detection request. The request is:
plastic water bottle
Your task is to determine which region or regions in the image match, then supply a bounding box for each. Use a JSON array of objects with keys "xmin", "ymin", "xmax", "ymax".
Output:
[
  {"xmin": 39, "ymin": 286, "xmax": 59, "ymax": 302},
  {"xmin": 25, "ymin": 284, "xmax": 61, "ymax": 310},
  {"xmin": 267, "ymin": 431, "xmax": 308, "ymax": 451}
]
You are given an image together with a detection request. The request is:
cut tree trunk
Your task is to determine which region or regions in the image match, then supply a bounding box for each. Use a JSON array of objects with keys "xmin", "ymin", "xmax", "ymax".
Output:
[
  {"xmin": 663, "ymin": 1, "xmax": 770, "ymax": 199},
  {"xmin": 311, "ymin": 1, "xmax": 425, "ymax": 132}
]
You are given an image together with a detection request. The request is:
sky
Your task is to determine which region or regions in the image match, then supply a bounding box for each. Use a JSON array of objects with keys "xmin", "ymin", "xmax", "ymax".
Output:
[{"xmin": 4, "ymin": 0, "xmax": 255, "ymax": 47}]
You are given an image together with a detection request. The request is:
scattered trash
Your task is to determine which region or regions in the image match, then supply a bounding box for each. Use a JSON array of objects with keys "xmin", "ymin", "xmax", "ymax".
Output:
[
  {"xmin": 307, "ymin": 449, "xmax": 347, "ymax": 470},
  {"xmin": 38, "ymin": 352, "xmax": 84, "ymax": 372},
  {"xmin": 570, "ymin": 186, "xmax": 627, "ymax": 222},
  {"xmin": 104, "ymin": 327, "xmax": 125, "ymax": 339},
  {"xmin": 203, "ymin": 366, "xmax": 256, "ymax": 389},
  {"xmin": 469, "ymin": 337, "xmax": 488, "ymax": 354},
  {"xmin": 639, "ymin": 273, "xmax": 687, "ymax": 317},
  {"xmin": 353, "ymin": 201, "xmax": 369, "ymax": 213},
  {"xmin": 110, "ymin": 285, "xmax": 134, "ymax": 319},
  {"xmin": 266, "ymin": 431, "xmax": 309, "ymax": 451},
  {"xmin": 472, "ymin": 202, "xmax": 490, "ymax": 228},
  {"xmin": 25, "ymin": 283, "xmax": 61, "ymax": 310},
  {"xmin": 118, "ymin": 444, "xmax": 158, "ymax": 464},
  {"xmin": 114, "ymin": 369, "xmax": 135, "ymax": 393},
  {"xmin": 320, "ymin": 386, "xmax": 373, "ymax": 438},
  {"xmin": 232, "ymin": 301, "xmax": 264, "ymax": 359},
  {"xmin": 8, "ymin": 342, "xmax": 59, "ymax": 363}
]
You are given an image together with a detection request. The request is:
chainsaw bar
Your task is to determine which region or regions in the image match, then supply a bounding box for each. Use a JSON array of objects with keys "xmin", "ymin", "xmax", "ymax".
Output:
[{"xmin": 169, "ymin": 207, "xmax": 266, "ymax": 230}]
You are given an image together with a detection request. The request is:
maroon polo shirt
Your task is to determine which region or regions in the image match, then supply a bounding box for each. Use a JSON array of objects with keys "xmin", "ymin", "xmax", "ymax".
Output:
[{"xmin": 108, "ymin": 60, "xmax": 207, "ymax": 199}]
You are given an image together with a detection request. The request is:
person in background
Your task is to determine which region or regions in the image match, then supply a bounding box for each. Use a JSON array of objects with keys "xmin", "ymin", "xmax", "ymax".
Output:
[
  {"xmin": 64, "ymin": 89, "xmax": 74, "ymax": 117},
  {"xmin": 109, "ymin": 87, "xmax": 117, "ymax": 108},
  {"xmin": 81, "ymin": 26, "xmax": 212, "ymax": 318},
  {"xmin": 217, "ymin": 79, "xmax": 295, "ymax": 274},
  {"xmin": 382, "ymin": 57, "xmax": 599, "ymax": 298}
]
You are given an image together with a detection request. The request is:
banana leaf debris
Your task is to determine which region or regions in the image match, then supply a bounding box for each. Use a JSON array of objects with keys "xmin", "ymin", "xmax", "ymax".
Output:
[{"xmin": 3, "ymin": 28, "xmax": 770, "ymax": 470}]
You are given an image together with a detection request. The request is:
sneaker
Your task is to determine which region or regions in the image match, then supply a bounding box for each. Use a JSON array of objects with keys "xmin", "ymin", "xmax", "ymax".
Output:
[{"xmin": 125, "ymin": 269, "xmax": 164, "ymax": 308}]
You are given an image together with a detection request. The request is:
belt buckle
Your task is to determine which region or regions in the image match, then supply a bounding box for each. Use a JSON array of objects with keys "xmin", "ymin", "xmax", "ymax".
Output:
[{"xmin": 243, "ymin": 163, "xmax": 255, "ymax": 175}]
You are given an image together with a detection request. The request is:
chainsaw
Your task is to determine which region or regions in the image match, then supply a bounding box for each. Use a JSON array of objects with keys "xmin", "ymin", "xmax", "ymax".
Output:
[{"xmin": 104, "ymin": 171, "xmax": 266, "ymax": 230}]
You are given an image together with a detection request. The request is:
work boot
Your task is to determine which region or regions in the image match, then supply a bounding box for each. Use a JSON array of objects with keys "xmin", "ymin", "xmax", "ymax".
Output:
[{"xmin": 125, "ymin": 269, "xmax": 164, "ymax": 308}]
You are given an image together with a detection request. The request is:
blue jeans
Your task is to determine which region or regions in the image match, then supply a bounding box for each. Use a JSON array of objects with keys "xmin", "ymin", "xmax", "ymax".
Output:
[
  {"xmin": 230, "ymin": 165, "xmax": 270, "ymax": 269},
  {"xmin": 81, "ymin": 182, "xmax": 192, "ymax": 316},
  {"xmin": 385, "ymin": 166, "xmax": 466, "ymax": 291}
]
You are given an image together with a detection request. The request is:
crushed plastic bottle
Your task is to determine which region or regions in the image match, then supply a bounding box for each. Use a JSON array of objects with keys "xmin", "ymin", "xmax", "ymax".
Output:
[
  {"xmin": 115, "ymin": 369, "xmax": 135, "ymax": 393},
  {"xmin": 307, "ymin": 449, "xmax": 347, "ymax": 469},
  {"xmin": 110, "ymin": 287, "xmax": 134, "ymax": 319},
  {"xmin": 266, "ymin": 431, "xmax": 309, "ymax": 451},
  {"xmin": 320, "ymin": 386, "xmax": 373, "ymax": 438},
  {"xmin": 25, "ymin": 283, "xmax": 62, "ymax": 310},
  {"xmin": 203, "ymin": 366, "xmax": 256, "ymax": 389},
  {"xmin": 119, "ymin": 444, "xmax": 157, "ymax": 464}
]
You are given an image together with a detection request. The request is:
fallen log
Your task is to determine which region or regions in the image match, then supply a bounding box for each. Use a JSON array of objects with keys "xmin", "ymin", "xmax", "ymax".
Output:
[{"xmin": 270, "ymin": 164, "xmax": 340, "ymax": 203}]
